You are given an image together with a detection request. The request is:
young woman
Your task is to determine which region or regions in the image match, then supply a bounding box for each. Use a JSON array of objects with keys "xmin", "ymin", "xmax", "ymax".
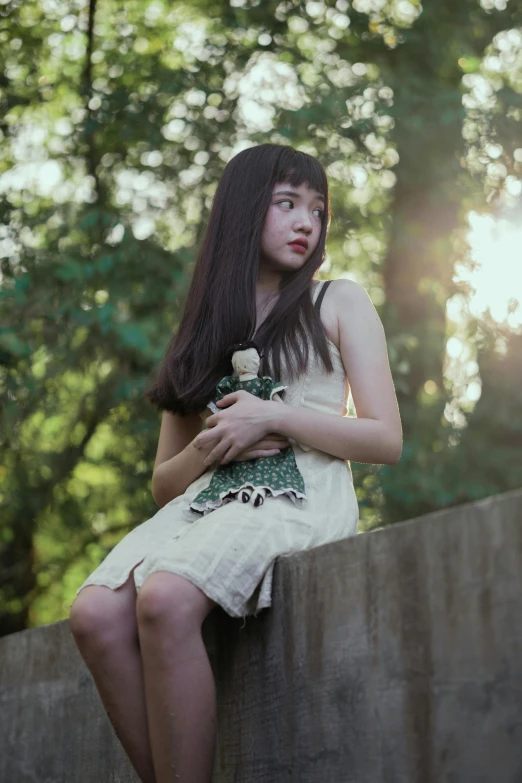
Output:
[{"xmin": 69, "ymin": 143, "xmax": 402, "ymax": 783}]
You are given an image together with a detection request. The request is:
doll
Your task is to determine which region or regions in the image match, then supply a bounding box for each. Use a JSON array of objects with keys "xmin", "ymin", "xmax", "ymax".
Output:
[{"xmin": 189, "ymin": 340, "xmax": 307, "ymax": 515}]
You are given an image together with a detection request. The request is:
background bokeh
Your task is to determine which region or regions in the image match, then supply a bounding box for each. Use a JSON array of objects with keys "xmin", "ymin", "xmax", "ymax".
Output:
[{"xmin": 1, "ymin": 0, "xmax": 521, "ymax": 635}]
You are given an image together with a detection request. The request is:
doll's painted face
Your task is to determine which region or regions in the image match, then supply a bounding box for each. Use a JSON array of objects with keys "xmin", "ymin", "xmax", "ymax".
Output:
[{"xmin": 259, "ymin": 181, "xmax": 324, "ymax": 273}]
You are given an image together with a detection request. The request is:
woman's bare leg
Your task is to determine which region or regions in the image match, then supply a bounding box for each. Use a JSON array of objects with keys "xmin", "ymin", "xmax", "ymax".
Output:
[
  {"xmin": 70, "ymin": 569, "xmax": 156, "ymax": 783},
  {"xmin": 136, "ymin": 571, "xmax": 218, "ymax": 783}
]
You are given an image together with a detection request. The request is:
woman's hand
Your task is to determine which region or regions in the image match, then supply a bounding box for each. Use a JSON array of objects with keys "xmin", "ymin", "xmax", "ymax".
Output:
[
  {"xmin": 232, "ymin": 434, "xmax": 291, "ymax": 462},
  {"xmin": 193, "ymin": 390, "xmax": 277, "ymax": 465},
  {"xmin": 195, "ymin": 432, "xmax": 291, "ymax": 466}
]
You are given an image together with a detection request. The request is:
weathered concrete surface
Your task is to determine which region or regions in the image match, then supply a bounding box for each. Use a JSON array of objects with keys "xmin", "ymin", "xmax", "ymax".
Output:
[{"xmin": 1, "ymin": 488, "xmax": 521, "ymax": 782}]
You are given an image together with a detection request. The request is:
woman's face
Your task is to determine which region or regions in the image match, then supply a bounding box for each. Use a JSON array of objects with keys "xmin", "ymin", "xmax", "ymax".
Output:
[{"xmin": 259, "ymin": 180, "xmax": 325, "ymax": 274}]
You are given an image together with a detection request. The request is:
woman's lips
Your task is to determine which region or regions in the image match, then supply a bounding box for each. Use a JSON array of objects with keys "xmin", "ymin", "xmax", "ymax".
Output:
[{"xmin": 288, "ymin": 243, "xmax": 307, "ymax": 254}]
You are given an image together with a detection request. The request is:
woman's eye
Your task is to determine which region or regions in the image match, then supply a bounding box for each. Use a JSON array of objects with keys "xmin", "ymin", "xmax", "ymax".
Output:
[{"xmin": 278, "ymin": 200, "xmax": 322, "ymax": 217}]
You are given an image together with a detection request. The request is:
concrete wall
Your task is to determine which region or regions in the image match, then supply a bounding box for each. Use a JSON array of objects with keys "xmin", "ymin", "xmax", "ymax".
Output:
[{"xmin": 1, "ymin": 488, "xmax": 521, "ymax": 782}]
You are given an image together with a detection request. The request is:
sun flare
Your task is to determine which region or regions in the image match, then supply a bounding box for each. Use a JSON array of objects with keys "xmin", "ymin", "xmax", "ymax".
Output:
[
  {"xmin": 444, "ymin": 210, "xmax": 521, "ymax": 415},
  {"xmin": 455, "ymin": 211, "xmax": 522, "ymax": 328}
]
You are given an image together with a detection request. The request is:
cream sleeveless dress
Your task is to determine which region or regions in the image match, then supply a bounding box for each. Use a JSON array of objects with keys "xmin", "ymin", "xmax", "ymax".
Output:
[{"xmin": 75, "ymin": 280, "xmax": 359, "ymax": 621}]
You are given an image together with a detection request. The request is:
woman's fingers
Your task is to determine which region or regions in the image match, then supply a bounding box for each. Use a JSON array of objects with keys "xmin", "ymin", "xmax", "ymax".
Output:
[
  {"xmin": 204, "ymin": 441, "xmax": 236, "ymax": 466},
  {"xmin": 256, "ymin": 436, "xmax": 290, "ymax": 449},
  {"xmin": 228, "ymin": 437, "xmax": 291, "ymax": 463},
  {"xmin": 229, "ymin": 437, "xmax": 290, "ymax": 463},
  {"xmin": 265, "ymin": 433, "xmax": 290, "ymax": 443},
  {"xmin": 203, "ymin": 436, "xmax": 291, "ymax": 466},
  {"xmin": 232, "ymin": 449, "xmax": 281, "ymax": 463}
]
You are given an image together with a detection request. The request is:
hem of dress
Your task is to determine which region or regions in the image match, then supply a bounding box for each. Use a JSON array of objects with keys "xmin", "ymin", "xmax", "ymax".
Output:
[
  {"xmin": 75, "ymin": 575, "xmax": 131, "ymax": 595},
  {"xmin": 134, "ymin": 562, "xmax": 261, "ymax": 623},
  {"xmin": 76, "ymin": 564, "xmax": 266, "ymax": 627}
]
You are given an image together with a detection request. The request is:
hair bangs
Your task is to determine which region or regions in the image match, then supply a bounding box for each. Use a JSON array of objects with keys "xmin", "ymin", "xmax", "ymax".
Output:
[{"xmin": 274, "ymin": 148, "xmax": 328, "ymax": 201}]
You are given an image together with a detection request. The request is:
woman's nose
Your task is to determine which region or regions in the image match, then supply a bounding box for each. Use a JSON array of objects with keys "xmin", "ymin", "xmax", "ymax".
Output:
[{"xmin": 294, "ymin": 215, "xmax": 313, "ymax": 231}]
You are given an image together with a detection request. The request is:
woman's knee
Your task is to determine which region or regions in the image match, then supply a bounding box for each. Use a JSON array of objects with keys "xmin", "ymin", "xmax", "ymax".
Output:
[
  {"xmin": 70, "ymin": 579, "xmax": 138, "ymax": 646},
  {"xmin": 136, "ymin": 571, "xmax": 217, "ymax": 630}
]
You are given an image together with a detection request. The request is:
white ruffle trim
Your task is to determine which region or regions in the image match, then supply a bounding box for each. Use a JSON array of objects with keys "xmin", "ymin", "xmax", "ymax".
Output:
[
  {"xmin": 189, "ymin": 483, "xmax": 307, "ymax": 516},
  {"xmin": 269, "ymin": 383, "xmax": 287, "ymax": 399}
]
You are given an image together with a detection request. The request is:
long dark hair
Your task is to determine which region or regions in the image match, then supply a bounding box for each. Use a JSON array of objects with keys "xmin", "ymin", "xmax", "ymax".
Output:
[{"xmin": 144, "ymin": 143, "xmax": 335, "ymax": 416}]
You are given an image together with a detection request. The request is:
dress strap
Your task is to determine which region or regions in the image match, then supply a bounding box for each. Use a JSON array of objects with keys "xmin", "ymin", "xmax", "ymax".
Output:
[{"xmin": 313, "ymin": 280, "xmax": 332, "ymax": 314}]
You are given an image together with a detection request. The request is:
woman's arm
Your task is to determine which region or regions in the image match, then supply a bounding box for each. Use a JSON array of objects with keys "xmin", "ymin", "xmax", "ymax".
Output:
[
  {"xmin": 152, "ymin": 439, "xmax": 209, "ymax": 507},
  {"xmin": 152, "ymin": 412, "xmax": 292, "ymax": 507},
  {"xmin": 196, "ymin": 280, "xmax": 402, "ymax": 466},
  {"xmin": 151, "ymin": 411, "xmax": 208, "ymax": 507},
  {"xmin": 270, "ymin": 279, "xmax": 402, "ymax": 464},
  {"xmin": 270, "ymin": 405, "xmax": 400, "ymax": 464}
]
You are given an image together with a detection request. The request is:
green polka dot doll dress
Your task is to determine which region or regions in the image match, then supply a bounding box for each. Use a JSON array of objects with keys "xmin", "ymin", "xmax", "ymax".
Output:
[{"xmin": 189, "ymin": 340, "xmax": 307, "ymax": 515}]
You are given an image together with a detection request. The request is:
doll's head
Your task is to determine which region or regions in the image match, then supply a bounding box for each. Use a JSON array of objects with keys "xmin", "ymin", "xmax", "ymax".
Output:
[
  {"xmin": 232, "ymin": 347, "xmax": 260, "ymax": 377},
  {"xmin": 227, "ymin": 340, "xmax": 262, "ymax": 378}
]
